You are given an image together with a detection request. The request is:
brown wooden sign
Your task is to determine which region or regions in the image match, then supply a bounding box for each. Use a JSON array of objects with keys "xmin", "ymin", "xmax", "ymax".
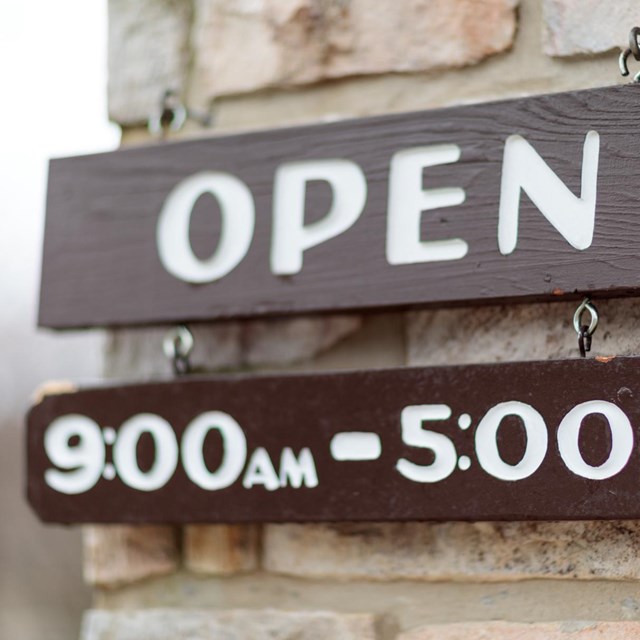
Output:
[
  {"xmin": 27, "ymin": 357, "xmax": 640, "ymax": 523},
  {"xmin": 40, "ymin": 83, "xmax": 640, "ymax": 329}
]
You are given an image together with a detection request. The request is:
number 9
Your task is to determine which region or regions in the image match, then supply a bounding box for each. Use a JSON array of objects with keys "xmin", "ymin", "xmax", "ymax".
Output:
[{"xmin": 44, "ymin": 415, "xmax": 105, "ymax": 495}]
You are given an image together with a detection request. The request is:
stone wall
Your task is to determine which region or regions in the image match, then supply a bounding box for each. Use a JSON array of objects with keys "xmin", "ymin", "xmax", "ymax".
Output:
[{"xmin": 81, "ymin": 0, "xmax": 640, "ymax": 637}]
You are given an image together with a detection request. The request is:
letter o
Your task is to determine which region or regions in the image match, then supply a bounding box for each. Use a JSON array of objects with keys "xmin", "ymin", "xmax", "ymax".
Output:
[
  {"xmin": 113, "ymin": 414, "xmax": 179, "ymax": 491},
  {"xmin": 558, "ymin": 400, "xmax": 633, "ymax": 480},
  {"xmin": 157, "ymin": 171, "xmax": 255, "ymax": 283},
  {"xmin": 475, "ymin": 401, "xmax": 548, "ymax": 481},
  {"xmin": 181, "ymin": 411, "xmax": 247, "ymax": 490}
]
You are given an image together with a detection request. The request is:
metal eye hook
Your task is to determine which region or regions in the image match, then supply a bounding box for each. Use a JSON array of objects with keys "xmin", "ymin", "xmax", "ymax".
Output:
[
  {"xmin": 148, "ymin": 89, "xmax": 212, "ymax": 140},
  {"xmin": 573, "ymin": 298, "xmax": 599, "ymax": 358},
  {"xmin": 149, "ymin": 90, "xmax": 188, "ymax": 139},
  {"xmin": 163, "ymin": 325, "xmax": 194, "ymax": 375},
  {"xmin": 619, "ymin": 26, "xmax": 640, "ymax": 82}
]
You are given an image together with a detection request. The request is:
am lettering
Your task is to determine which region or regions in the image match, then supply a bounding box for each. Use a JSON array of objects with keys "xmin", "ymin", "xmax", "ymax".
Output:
[
  {"xmin": 157, "ymin": 131, "xmax": 600, "ymax": 284},
  {"xmin": 242, "ymin": 447, "xmax": 319, "ymax": 491}
]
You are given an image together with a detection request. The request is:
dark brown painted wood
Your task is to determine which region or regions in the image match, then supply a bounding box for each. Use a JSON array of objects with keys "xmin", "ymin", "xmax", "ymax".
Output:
[
  {"xmin": 39, "ymin": 83, "xmax": 640, "ymax": 329},
  {"xmin": 27, "ymin": 356, "xmax": 640, "ymax": 523}
]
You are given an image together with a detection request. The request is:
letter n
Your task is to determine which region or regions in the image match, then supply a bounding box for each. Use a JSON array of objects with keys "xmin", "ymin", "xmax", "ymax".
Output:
[{"xmin": 498, "ymin": 131, "xmax": 600, "ymax": 255}]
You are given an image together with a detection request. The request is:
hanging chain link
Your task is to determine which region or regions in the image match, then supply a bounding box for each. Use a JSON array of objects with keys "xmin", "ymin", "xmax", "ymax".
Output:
[
  {"xmin": 573, "ymin": 298, "xmax": 599, "ymax": 358},
  {"xmin": 148, "ymin": 89, "xmax": 212, "ymax": 139},
  {"xmin": 619, "ymin": 26, "xmax": 640, "ymax": 82},
  {"xmin": 163, "ymin": 325, "xmax": 194, "ymax": 375}
]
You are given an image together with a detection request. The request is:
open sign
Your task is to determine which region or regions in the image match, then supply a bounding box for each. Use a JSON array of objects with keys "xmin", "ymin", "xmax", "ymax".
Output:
[
  {"xmin": 157, "ymin": 132, "xmax": 599, "ymax": 283},
  {"xmin": 39, "ymin": 84, "xmax": 640, "ymax": 329}
]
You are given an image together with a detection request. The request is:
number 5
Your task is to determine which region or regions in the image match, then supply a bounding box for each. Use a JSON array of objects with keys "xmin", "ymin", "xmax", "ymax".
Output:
[{"xmin": 396, "ymin": 405, "xmax": 457, "ymax": 483}]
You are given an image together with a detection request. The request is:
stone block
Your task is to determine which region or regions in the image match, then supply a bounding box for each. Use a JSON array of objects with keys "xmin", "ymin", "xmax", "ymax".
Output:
[
  {"xmin": 263, "ymin": 520, "xmax": 640, "ymax": 581},
  {"xmin": 103, "ymin": 323, "xmax": 243, "ymax": 379},
  {"xmin": 83, "ymin": 526, "xmax": 179, "ymax": 588},
  {"xmin": 184, "ymin": 524, "xmax": 260, "ymax": 574},
  {"xmin": 406, "ymin": 298, "xmax": 640, "ymax": 367},
  {"xmin": 108, "ymin": 0, "xmax": 192, "ymax": 125},
  {"xmin": 242, "ymin": 315, "xmax": 362, "ymax": 367},
  {"xmin": 104, "ymin": 315, "xmax": 361, "ymax": 376},
  {"xmin": 81, "ymin": 608, "xmax": 379, "ymax": 639},
  {"xmin": 543, "ymin": 0, "xmax": 637, "ymax": 56},
  {"xmin": 399, "ymin": 621, "xmax": 640, "ymax": 639},
  {"xmin": 192, "ymin": 0, "xmax": 518, "ymax": 101}
]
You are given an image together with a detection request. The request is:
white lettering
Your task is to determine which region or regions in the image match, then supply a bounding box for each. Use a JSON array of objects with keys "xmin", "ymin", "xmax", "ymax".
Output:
[
  {"xmin": 114, "ymin": 414, "xmax": 179, "ymax": 492},
  {"xmin": 475, "ymin": 401, "xmax": 548, "ymax": 481},
  {"xmin": 157, "ymin": 171, "xmax": 255, "ymax": 283},
  {"xmin": 498, "ymin": 131, "xmax": 600, "ymax": 255},
  {"xmin": 386, "ymin": 145, "xmax": 467, "ymax": 265},
  {"xmin": 270, "ymin": 159, "xmax": 367, "ymax": 274},
  {"xmin": 558, "ymin": 400, "xmax": 633, "ymax": 480},
  {"xmin": 243, "ymin": 447, "xmax": 280, "ymax": 491},
  {"xmin": 396, "ymin": 404, "xmax": 457, "ymax": 483},
  {"xmin": 181, "ymin": 411, "xmax": 247, "ymax": 490},
  {"xmin": 330, "ymin": 432, "xmax": 381, "ymax": 461},
  {"xmin": 44, "ymin": 415, "xmax": 105, "ymax": 495},
  {"xmin": 279, "ymin": 447, "xmax": 318, "ymax": 488}
]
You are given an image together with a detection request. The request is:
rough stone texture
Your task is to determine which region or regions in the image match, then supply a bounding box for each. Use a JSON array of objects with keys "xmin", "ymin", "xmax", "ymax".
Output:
[
  {"xmin": 263, "ymin": 521, "xmax": 640, "ymax": 581},
  {"xmin": 108, "ymin": 0, "xmax": 193, "ymax": 125},
  {"xmin": 83, "ymin": 526, "xmax": 179, "ymax": 588},
  {"xmin": 208, "ymin": 0, "xmax": 624, "ymax": 135},
  {"xmin": 93, "ymin": 572, "xmax": 640, "ymax": 628},
  {"xmin": 81, "ymin": 609, "xmax": 379, "ymax": 639},
  {"xmin": 241, "ymin": 315, "xmax": 362, "ymax": 367},
  {"xmin": 103, "ymin": 315, "xmax": 361, "ymax": 378},
  {"xmin": 399, "ymin": 621, "xmax": 640, "ymax": 639},
  {"xmin": 191, "ymin": 0, "xmax": 518, "ymax": 101},
  {"xmin": 406, "ymin": 298, "xmax": 640, "ymax": 367},
  {"xmin": 543, "ymin": 0, "xmax": 637, "ymax": 57},
  {"xmin": 184, "ymin": 525, "xmax": 260, "ymax": 574},
  {"xmin": 103, "ymin": 323, "xmax": 243, "ymax": 379}
]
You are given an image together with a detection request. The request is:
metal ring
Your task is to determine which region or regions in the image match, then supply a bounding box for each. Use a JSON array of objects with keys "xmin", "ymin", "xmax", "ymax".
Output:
[
  {"xmin": 619, "ymin": 27, "xmax": 640, "ymax": 81},
  {"xmin": 573, "ymin": 299, "xmax": 599, "ymax": 337},
  {"xmin": 618, "ymin": 48, "xmax": 640, "ymax": 81},
  {"xmin": 163, "ymin": 325, "xmax": 194, "ymax": 361},
  {"xmin": 619, "ymin": 48, "xmax": 632, "ymax": 76},
  {"xmin": 148, "ymin": 104, "xmax": 187, "ymax": 136},
  {"xmin": 148, "ymin": 90, "xmax": 188, "ymax": 136}
]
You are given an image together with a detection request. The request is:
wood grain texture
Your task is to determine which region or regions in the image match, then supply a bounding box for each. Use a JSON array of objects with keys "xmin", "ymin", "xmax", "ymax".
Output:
[
  {"xmin": 40, "ymin": 84, "xmax": 640, "ymax": 329},
  {"xmin": 27, "ymin": 356, "xmax": 640, "ymax": 523}
]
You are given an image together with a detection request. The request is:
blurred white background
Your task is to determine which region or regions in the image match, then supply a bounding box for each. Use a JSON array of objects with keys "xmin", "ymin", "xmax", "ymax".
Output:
[{"xmin": 0, "ymin": 1, "xmax": 120, "ymax": 637}]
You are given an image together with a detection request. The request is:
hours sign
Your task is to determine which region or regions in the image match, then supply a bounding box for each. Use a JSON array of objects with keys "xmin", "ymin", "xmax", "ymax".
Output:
[
  {"xmin": 39, "ymin": 84, "xmax": 640, "ymax": 329},
  {"xmin": 27, "ymin": 357, "xmax": 640, "ymax": 523}
]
